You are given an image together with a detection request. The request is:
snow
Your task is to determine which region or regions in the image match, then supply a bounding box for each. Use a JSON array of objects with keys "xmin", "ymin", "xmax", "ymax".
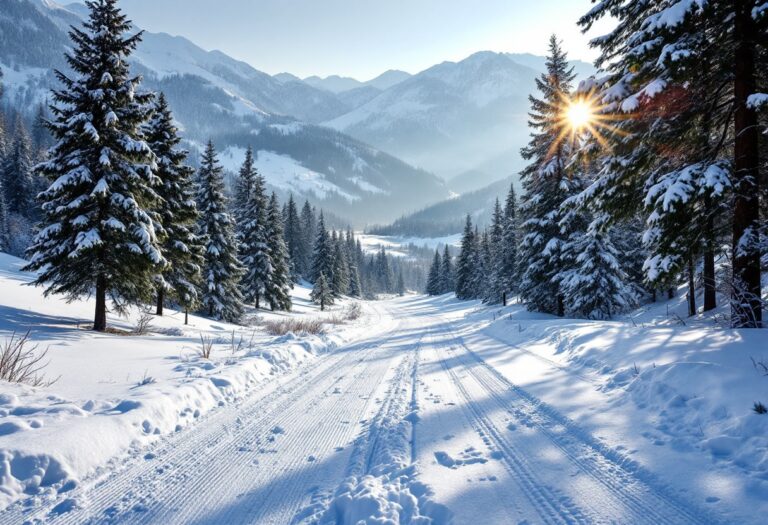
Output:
[
  {"xmin": 0, "ymin": 252, "xmax": 380, "ymax": 513},
  {"xmin": 0, "ymin": 251, "xmax": 765, "ymax": 524},
  {"xmin": 357, "ymin": 234, "xmax": 461, "ymax": 257},
  {"xmin": 219, "ymin": 147, "xmax": 359, "ymax": 202},
  {"xmin": 747, "ymin": 93, "xmax": 768, "ymax": 110}
]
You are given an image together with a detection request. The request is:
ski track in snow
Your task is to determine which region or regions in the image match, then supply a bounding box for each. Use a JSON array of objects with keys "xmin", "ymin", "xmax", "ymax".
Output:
[
  {"xmin": 1, "ymin": 299, "xmax": 731, "ymax": 524},
  {"xmin": 423, "ymin": 318, "xmax": 721, "ymax": 525}
]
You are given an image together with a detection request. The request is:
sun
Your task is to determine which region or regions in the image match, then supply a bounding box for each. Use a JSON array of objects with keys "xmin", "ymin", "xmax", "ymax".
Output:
[{"xmin": 566, "ymin": 100, "xmax": 594, "ymax": 130}]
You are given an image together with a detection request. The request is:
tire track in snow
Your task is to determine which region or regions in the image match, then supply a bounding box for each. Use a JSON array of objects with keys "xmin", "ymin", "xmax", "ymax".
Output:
[
  {"xmin": 439, "ymin": 322, "xmax": 722, "ymax": 525},
  {"xmin": 2, "ymin": 303, "xmax": 412, "ymax": 525}
]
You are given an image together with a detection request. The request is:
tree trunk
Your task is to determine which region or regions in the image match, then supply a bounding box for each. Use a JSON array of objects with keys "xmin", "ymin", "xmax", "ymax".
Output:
[
  {"xmin": 651, "ymin": 289, "xmax": 657, "ymax": 303},
  {"xmin": 556, "ymin": 294, "xmax": 564, "ymax": 317},
  {"xmin": 208, "ymin": 303, "xmax": 213, "ymax": 317},
  {"xmin": 184, "ymin": 309, "xmax": 189, "ymax": 325},
  {"xmin": 156, "ymin": 288, "xmax": 164, "ymax": 316},
  {"xmin": 255, "ymin": 293, "xmax": 260, "ymax": 310},
  {"xmin": 94, "ymin": 275, "xmax": 107, "ymax": 332},
  {"xmin": 732, "ymin": 2, "xmax": 762, "ymax": 327},
  {"xmin": 688, "ymin": 256, "xmax": 696, "ymax": 317},
  {"xmin": 703, "ymin": 248, "xmax": 717, "ymax": 312},
  {"xmin": 503, "ymin": 292, "xmax": 507, "ymax": 307},
  {"xmin": 668, "ymin": 287, "xmax": 675, "ymax": 300}
]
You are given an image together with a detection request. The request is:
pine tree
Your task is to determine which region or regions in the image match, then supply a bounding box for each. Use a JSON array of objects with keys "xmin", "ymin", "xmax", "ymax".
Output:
[
  {"xmin": 300, "ymin": 200, "xmax": 317, "ymax": 280},
  {"xmin": 426, "ymin": 249, "xmax": 442, "ymax": 295},
  {"xmin": 440, "ymin": 245, "xmax": 454, "ymax": 294},
  {"xmin": 518, "ymin": 35, "xmax": 576, "ymax": 317},
  {"xmin": 239, "ymin": 158, "xmax": 271, "ymax": 310},
  {"xmin": 264, "ymin": 193, "xmax": 292, "ymax": 311},
  {"xmin": 283, "ymin": 194, "xmax": 304, "ymax": 281},
  {"xmin": 233, "ymin": 146, "xmax": 257, "ymax": 235},
  {"xmin": 311, "ymin": 272, "xmax": 333, "ymax": 311},
  {"xmin": 1, "ymin": 116, "xmax": 33, "ymax": 217},
  {"xmin": 396, "ymin": 270, "xmax": 406, "ymax": 296},
  {"xmin": 310, "ymin": 212, "xmax": 334, "ymax": 284},
  {"xmin": 455, "ymin": 215, "xmax": 477, "ymax": 300},
  {"xmin": 499, "ymin": 184, "xmax": 518, "ymax": 303},
  {"xmin": 25, "ymin": 0, "xmax": 164, "ymax": 331},
  {"xmin": 145, "ymin": 93, "xmax": 202, "ymax": 318},
  {"xmin": 331, "ymin": 231, "xmax": 350, "ymax": 296},
  {"xmin": 578, "ymin": 1, "xmax": 767, "ymax": 327},
  {"xmin": 196, "ymin": 141, "xmax": 244, "ymax": 321},
  {"xmin": 561, "ymin": 228, "xmax": 636, "ymax": 320}
]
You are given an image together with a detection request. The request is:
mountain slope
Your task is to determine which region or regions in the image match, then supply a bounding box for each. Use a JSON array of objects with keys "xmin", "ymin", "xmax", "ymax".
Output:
[
  {"xmin": 326, "ymin": 51, "xmax": 594, "ymax": 189},
  {"xmin": 0, "ymin": 0, "xmax": 449, "ymax": 224},
  {"xmin": 369, "ymin": 176, "xmax": 515, "ymax": 237}
]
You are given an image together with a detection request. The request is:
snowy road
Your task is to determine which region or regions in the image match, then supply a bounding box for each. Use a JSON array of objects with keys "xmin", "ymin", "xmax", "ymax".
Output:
[{"xmin": 3, "ymin": 297, "xmax": 724, "ymax": 524}]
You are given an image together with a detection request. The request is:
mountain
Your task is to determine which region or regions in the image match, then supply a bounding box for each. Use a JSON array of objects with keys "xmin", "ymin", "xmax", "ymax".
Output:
[
  {"xmin": 303, "ymin": 74, "xmax": 363, "ymax": 93},
  {"xmin": 302, "ymin": 69, "xmax": 411, "ymax": 94},
  {"xmin": 326, "ymin": 51, "xmax": 595, "ymax": 193},
  {"xmin": 0, "ymin": 0, "xmax": 449, "ymax": 225},
  {"xmin": 369, "ymin": 176, "xmax": 515, "ymax": 238}
]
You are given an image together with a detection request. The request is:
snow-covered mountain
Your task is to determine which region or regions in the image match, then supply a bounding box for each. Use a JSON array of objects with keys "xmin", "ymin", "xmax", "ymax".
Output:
[
  {"xmin": 302, "ymin": 69, "xmax": 411, "ymax": 94},
  {"xmin": 325, "ymin": 51, "xmax": 594, "ymax": 191},
  {"xmin": 0, "ymin": 0, "xmax": 448, "ymax": 225}
]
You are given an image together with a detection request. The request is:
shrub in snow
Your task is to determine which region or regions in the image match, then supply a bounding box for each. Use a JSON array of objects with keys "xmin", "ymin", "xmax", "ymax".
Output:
[
  {"xmin": 753, "ymin": 402, "xmax": 767, "ymax": 415},
  {"xmin": 263, "ymin": 318, "xmax": 325, "ymax": 336},
  {"xmin": 0, "ymin": 331, "xmax": 57, "ymax": 387}
]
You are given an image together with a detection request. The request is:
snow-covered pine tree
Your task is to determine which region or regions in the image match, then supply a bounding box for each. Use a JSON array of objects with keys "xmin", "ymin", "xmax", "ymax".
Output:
[
  {"xmin": 473, "ymin": 230, "xmax": 492, "ymax": 301},
  {"xmin": 239, "ymin": 157, "xmax": 271, "ymax": 310},
  {"xmin": 283, "ymin": 194, "xmax": 304, "ymax": 281},
  {"xmin": 196, "ymin": 140, "xmax": 244, "ymax": 321},
  {"xmin": 375, "ymin": 247, "xmax": 392, "ymax": 294},
  {"xmin": 560, "ymin": 227, "xmax": 636, "ymax": 320},
  {"xmin": 426, "ymin": 249, "xmax": 442, "ymax": 295},
  {"xmin": 265, "ymin": 192, "xmax": 292, "ymax": 311},
  {"xmin": 518, "ymin": 35, "xmax": 576, "ymax": 317},
  {"xmin": 311, "ymin": 272, "xmax": 333, "ymax": 311},
  {"xmin": 499, "ymin": 184, "xmax": 518, "ymax": 304},
  {"xmin": 24, "ymin": 0, "xmax": 164, "ymax": 332},
  {"xmin": 1, "ymin": 116, "xmax": 33, "ymax": 217},
  {"xmin": 233, "ymin": 146, "xmax": 257, "ymax": 235},
  {"xmin": 310, "ymin": 212, "xmax": 334, "ymax": 284},
  {"xmin": 331, "ymin": 231, "xmax": 350, "ymax": 296},
  {"xmin": 455, "ymin": 215, "xmax": 477, "ymax": 300},
  {"xmin": 484, "ymin": 199, "xmax": 506, "ymax": 304},
  {"xmin": 440, "ymin": 245, "xmax": 454, "ymax": 294},
  {"xmin": 578, "ymin": 1, "xmax": 766, "ymax": 327},
  {"xmin": 145, "ymin": 93, "xmax": 203, "ymax": 318},
  {"xmin": 300, "ymin": 200, "xmax": 317, "ymax": 280}
]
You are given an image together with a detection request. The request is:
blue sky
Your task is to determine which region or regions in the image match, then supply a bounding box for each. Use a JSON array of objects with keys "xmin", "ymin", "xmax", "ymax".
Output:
[{"xmin": 112, "ymin": 0, "xmax": 605, "ymax": 80}]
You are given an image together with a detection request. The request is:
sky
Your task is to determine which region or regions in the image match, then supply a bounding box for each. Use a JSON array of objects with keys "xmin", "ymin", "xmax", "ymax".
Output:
[{"xmin": 108, "ymin": 0, "xmax": 607, "ymax": 80}]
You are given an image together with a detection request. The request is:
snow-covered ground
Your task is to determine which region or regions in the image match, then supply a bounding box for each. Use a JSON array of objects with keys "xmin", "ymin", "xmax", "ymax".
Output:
[
  {"xmin": 357, "ymin": 233, "xmax": 461, "ymax": 257},
  {"xmin": 0, "ymin": 251, "xmax": 766, "ymax": 524}
]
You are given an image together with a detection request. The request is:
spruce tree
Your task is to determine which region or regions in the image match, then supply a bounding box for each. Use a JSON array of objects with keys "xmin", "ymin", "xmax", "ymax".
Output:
[
  {"xmin": 440, "ymin": 245, "xmax": 454, "ymax": 294},
  {"xmin": 331, "ymin": 231, "xmax": 350, "ymax": 296},
  {"xmin": 579, "ymin": 1, "xmax": 766, "ymax": 327},
  {"xmin": 239, "ymin": 158, "xmax": 271, "ymax": 309},
  {"xmin": 455, "ymin": 215, "xmax": 477, "ymax": 300},
  {"xmin": 284, "ymin": 194, "xmax": 304, "ymax": 281},
  {"xmin": 311, "ymin": 272, "xmax": 333, "ymax": 311},
  {"xmin": 300, "ymin": 200, "xmax": 317, "ymax": 280},
  {"xmin": 1, "ymin": 116, "xmax": 33, "ymax": 217},
  {"xmin": 25, "ymin": 0, "xmax": 164, "ymax": 331},
  {"xmin": 426, "ymin": 250, "xmax": 442, "ymax": 295},
  {"xmin": 196, "ymin": 141, "xmax": 244, "ymax": 321},
  {"xmin": 518, "ymin": 35, "xmax": 576, "ymax": 317},
  {"xmin": 560, "ymin": 228, "xmax": 636, "ymax": 320},
  {"xmin": 484, "ymin": 199, "xmax": 506, "ymax": 304},
  {"xmin": 265, "ymin": 192, "xmax": 293, "ymax": 311},
  {"xmin": 233, "ymin": 146, "xmax": 257, "ymax": 235},
  {"xmin": 396, "ymin": 270, "xmax": 406, "ymax": 296},
  {"xmin": 145, "ymin": 93, "xmax": 202, "ymax": 318},
  {"xmin": 310, "ymin": 213, "xmax": 334, "ymax": 284},
  {"xmin": 499, "ymin": 184, "xmax": 518, "ymax": 303}
]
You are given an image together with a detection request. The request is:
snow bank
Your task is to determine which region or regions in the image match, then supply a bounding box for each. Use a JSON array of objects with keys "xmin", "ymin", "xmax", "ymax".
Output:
[{"xmin": 0, "ymin": 252, "xmax": 378, "ymax": 510}]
